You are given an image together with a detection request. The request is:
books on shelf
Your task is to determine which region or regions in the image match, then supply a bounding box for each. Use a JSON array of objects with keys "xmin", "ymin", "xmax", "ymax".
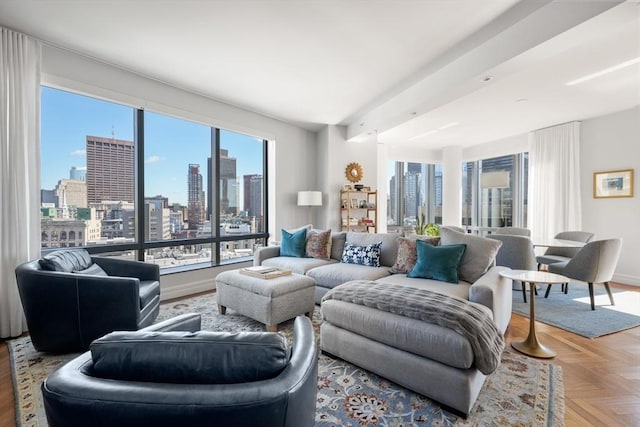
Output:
[{"xmin": 239, "ymin": 266, "xmax": 293, "ymax": 279}]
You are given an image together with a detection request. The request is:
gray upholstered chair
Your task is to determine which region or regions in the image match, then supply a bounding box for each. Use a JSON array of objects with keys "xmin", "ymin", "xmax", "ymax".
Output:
[
  {"xmin": 15, "ymin": 249, "xmax": 160, "ymax": 353},
  {"xmin": 488, "ymin": 234, "xmax": 537, "ymax": 302},
  {"xmin": 493, "ymin": 227, "xmax": 531, "ymax": 237},
  {"xmin": 545, "ymin": 238, "xmax": 623, "ymax": 310},
  {"xmin": 536, "ymin": 230, "xmax": 595, "ymax": 270},
  {"xmin": 42, "ymin": 314, "xmax": 318, "ymax": 427}
]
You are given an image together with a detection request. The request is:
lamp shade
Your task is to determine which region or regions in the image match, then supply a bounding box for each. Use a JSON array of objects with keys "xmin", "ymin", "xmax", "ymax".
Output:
[
  {"xmin": 481, "ymin": 171, "xmax": 510, "ymax": 189},
  {"xmin": 297, "ymin": 191, "xmax": 322, "ymax": 207}
]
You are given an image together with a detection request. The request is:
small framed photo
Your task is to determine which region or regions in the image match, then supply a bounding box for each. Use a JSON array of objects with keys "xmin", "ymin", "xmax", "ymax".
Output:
[
  {"xmin": 343, "ymin": 184, "xmax": 352, "ymax": 191},
  {"xmin": 341, "ymin": 198, "xmax": 348, "ymax": 209},
  {"xmin": 593, "ymin": 169, "xmax": 634, "ymax": 198},
  {"xmin": 363, "ymin": 186, "xmax": 371, "ymax": 191},
  {"xmin": 350, "ymin": 198, "xmax": 359, "ymax": 209}
]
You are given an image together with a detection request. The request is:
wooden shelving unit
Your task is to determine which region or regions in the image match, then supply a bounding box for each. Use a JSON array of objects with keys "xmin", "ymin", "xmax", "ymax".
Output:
[{"xmin": 340, "ymin": 189, "xmax": 377, "ymax": 233}]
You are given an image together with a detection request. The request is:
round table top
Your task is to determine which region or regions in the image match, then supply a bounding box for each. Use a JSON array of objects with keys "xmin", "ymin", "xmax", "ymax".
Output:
[
  {"xmin": 533, "ymin": 238, "xmax": 586, "ymax": 248},
  {"xmin": 499, "ymin": 269, "xmax": 569, "ymax": 284}
]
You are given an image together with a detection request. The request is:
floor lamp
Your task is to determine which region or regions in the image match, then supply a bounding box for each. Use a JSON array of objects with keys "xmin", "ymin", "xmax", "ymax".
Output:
[{"xmin": 297, "ymin": 191, "xmax": 322, "ymax": 226}]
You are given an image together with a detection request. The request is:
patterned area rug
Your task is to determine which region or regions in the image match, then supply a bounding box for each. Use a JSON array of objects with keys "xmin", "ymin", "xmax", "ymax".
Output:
[{"xmin": 10, "ymin": 292, "xmax": 565, "ymax": 426}]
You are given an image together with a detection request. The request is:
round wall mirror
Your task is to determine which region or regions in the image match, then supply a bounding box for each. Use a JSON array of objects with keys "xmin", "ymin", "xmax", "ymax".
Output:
[{"xmin": 345, "ymin": 162, "xmax": 363, "ymax": 183}]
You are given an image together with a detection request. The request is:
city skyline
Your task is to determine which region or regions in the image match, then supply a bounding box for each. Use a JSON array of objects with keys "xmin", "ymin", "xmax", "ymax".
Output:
[{"xmin": 41, "ymin": 86, "xmax": 264, "ymax": 207}]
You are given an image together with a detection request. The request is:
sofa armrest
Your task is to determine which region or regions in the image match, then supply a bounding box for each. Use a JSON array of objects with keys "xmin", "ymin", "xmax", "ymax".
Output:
[
  {"xmin": 92, "ymin": 256, "xmax": 160, "ymax": 281},
  {"xmin": 254, "ymin": 246, "xmax": 281, "ymax": 266},
  {"xmin": 469, "ymin": 266, "xmax": 512, "ymax": 334}
]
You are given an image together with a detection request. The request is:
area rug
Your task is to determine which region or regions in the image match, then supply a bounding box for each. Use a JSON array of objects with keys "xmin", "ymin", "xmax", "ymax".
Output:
[
  {"xmin": 10, "ymin": 292, "xmax": 564, "ymax": 427},
  {"xmin": 512, "ymin": 285, "xmax": 640, "ymax": 338}
]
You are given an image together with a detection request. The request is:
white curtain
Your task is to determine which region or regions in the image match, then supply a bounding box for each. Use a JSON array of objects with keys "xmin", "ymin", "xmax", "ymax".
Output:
[
  {"xmin": 528, "ymin": 121, "xmax": 582, "ymax": 244},
  {"xmin": 0, "ymin": 28, "xmax": 41, "ymax": 338}
]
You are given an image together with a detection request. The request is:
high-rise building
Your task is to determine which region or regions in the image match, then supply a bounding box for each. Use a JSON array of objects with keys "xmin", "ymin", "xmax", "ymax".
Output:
[
  {"xmin": 404, "ymin": 169, "xmax": 420, "ymax": 219},
  {"xmin": 220, "ymin": 150, "xmax": 237, "ymax": 214},
  {"xmin": 246, "ymin": 174, "xmax": 263, "ymax": 231},
  {"xmin": 86, "ymin": 135, "xmax": 135, "ymax": 204},
  {"xmin": 54, "ymin": 179, "xmax": 87, "ymax": 209},
  {"xmin": 188, "ymin": 164, "xmax": 205, "ymax": 229},
  {"xmin": 144, "ymin": 195, "xmax": 169, "ymax": 210},
  {"xmin": 144, "ymin": 202, "xmax": 171, "ymax": 241},
  {"xmin": 388, "ymin": 175, "xmax": 396, "ymax": 224},
  {"xmin": 243, "ymin": 174, "xmax": 262, "ymax": 217},
  {"xmin": 70, "ymin": 166, "xmax": 86, "ymax": 181}
]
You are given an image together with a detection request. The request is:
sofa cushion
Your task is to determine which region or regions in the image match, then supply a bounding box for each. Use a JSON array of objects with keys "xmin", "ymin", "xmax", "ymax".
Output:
[
  {"xmin": 281, "ymin": 228, "xmax": 307, "ymax": 257},
  {"xmin": 440, "ymin": 227, "xmax": 502, "ymax": 283},
  {"xmin": 408, "ymin": 241, "xmax": 466, "ymax": 284},
  {"xmin": 73, "ymin": 263, "xmax": 108, "ymax": 276},
  {"xmin": 376, "ymin": 274, "xmax": 472, "ymax": 300},
  {"xmin": 39, "ymin": 249, "xmax": 93, "ymax": 272},
  {"xmin": 321, "ymin": 300, "xmax": 474, "ymax": 369},
  {"xmin": 341, "ymin": 242, "xmax": 382, "ymax": 267},
  {"xmin": 91, "ymin": 329, "xmax": 290, "ymax": 384},
  {"xmin": 330, "ymin": 232, "xmax": 347, "ymax": 260},
  {"xmin": 390, "ymin": 236, "xmax": 440, "ymax": 274},
  {"xmin": 262, "ymin": 256, "xmax": 336, "ymax": 275},
  {"xmin": 139, "ymin": 280, "xmax": 161, "ymax": 308},
  {"xmin": 306, "ymin": 262, "xmax": 391, "ymax": 289},
  {"xmin": 346, "ymin": 232, "xmax": 399, "ymax": 267},
  {"xmin": 305, "ymin": 229, "xmax": 332, "ymax": 259}
]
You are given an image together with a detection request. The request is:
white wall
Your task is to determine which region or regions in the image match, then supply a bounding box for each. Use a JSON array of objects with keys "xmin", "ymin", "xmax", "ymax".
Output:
[
  {"xmin": 317, "ymin": 125, "xmax": 378, "ymax": 232},
  {"xmin": 581, "ymin": 106, "xmax": 640, "ymax": 285},
  {"xmin": 41, "ymin": 45, "xmax": 318, "ymax": 299}
]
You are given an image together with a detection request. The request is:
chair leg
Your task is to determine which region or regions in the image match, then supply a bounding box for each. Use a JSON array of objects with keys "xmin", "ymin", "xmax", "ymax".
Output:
[
  {"xmin": 588, "ymin": 282, "xmax": 596, "ymax": 310},
  {"xmin": 534, "ymin": 286, "xmax": 538, "ymax": 296},
  {"xmin": 537, "ymin": 263, "xmax": 541, "ymax": 271},
  {"xmin": 563, "ymin": 282, "xmax": 569, "ymax": 294},
  {"xmin": 521, "ymin": 281, "xmax": 527, "ymax": 303},
  {"xmin": 604, "ymin": 282, "xmax": 615, "ymax": 306},
  {"xmin": 544, "ymin": 284, "xmax": 552, "ymax": 298}
]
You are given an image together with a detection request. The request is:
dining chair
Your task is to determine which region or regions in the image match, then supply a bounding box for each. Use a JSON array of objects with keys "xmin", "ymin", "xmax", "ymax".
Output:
[
  {"xmin": 544, "ymin": 238, "xmax": 623, "ymax": 310},
  {"xmin": 536, "ymin": 230, "xmax": 595, "ymax": 270},
  {"xmin": 492, "ymin": 227, "xmax": 531, "ymax": 237},
  {"xmin": 488, "ymin": 234, "xmax": 537, "ymax": 302}
]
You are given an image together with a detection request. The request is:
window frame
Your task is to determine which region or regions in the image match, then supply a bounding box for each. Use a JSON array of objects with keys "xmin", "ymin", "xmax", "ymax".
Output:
[{"xmin": 40, "ymin": 87, "xmax": 269, "ymax": 273}]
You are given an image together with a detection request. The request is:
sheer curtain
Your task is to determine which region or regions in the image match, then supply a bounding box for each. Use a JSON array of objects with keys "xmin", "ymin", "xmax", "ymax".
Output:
[
  {"xmin": 0, "ymin": 27, "xmax": 41, "ymax": 338},
  {"xmin": 528, "ymin": 121, "xmax": 582, "ymax": 244}
]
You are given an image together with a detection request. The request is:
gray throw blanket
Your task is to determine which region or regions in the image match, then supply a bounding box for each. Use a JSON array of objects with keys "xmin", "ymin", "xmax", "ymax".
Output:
[{"xmin": 322, "ymin": 280, "xmax": 504, "ymax": 374}]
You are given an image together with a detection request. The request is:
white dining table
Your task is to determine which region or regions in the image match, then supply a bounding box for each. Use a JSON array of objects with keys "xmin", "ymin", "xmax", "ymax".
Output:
[{"xmin": 533, "ymin": 239, "xmax": 586, "ymax": 249}]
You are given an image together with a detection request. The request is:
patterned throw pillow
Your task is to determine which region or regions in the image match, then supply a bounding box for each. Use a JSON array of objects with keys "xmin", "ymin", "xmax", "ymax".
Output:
[
  {"xmin": 340, "ymin": 242, "xmax": 382, "ymax": 267},
  {"xmin": 389, "ymin": 236, "xmax": 440, "ymax": 274},
  {"xmin": 305, "ymin": 229, "xmax": 332, "ymax": 259}
]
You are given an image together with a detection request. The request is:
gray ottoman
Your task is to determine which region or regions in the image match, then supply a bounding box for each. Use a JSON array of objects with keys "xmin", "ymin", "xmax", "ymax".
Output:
[{"xmin": 216, "ymin": 270, "xmax": 316, "ymax": 332}]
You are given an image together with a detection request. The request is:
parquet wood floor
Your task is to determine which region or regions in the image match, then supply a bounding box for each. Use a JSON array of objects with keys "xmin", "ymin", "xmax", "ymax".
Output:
[{"xmin": 0, "ymin": 284, "xmax": 638, "ymax": 427}]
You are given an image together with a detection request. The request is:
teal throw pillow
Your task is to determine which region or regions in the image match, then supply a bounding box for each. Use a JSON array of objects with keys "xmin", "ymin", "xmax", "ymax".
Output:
[
  {"xmin": 407, "ymin": 240, "xmax": 466, "ymax": 284},
  {"xmin": 280, "ymin": 228, "xmax": 307, "ymax": 257}
]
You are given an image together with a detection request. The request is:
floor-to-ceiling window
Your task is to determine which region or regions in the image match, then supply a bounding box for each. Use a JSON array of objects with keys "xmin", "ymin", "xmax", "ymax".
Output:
[
  {"xmin": 462, "ymin": 153, "xmax": 528, "ymax": 231},
  {"xmin": 387, "ymin": 161, "xmax": 442, "ymax": 232},
  {"xmin": 41, "ymin": 86, "xmax": 268, "ymax": 271}
]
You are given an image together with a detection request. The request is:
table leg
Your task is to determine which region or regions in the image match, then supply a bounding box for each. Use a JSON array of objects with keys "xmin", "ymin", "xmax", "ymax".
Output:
[{"xmin": 511, "ymin": 281, "xmax": 556, "ymax": 358}]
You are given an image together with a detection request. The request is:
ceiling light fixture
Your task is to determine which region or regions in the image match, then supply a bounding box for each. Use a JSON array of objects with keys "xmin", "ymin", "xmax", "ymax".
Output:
[
  {"xmin": 408, "ymin": 130, "xmax": 438, "ymax": 141},
  {"xmin": 566, "ymin": 56, "xmax": 640, "ymax": 86},
  {"xmin": 438, "ymin": 122, "xmax": 460, "ymax": 130}
]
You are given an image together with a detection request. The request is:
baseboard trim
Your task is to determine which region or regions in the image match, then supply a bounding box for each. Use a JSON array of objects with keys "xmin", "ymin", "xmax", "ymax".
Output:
[
  {"xmin": 613, "ymin": 273, "xmax": 640, "ymax": 287},
  {"xmin": 161, "ymin": 278, "xmax": 216, "ymax": 301}
]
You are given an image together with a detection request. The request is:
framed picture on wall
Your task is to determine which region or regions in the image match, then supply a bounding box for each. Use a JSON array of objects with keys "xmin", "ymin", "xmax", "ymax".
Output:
[{"xmin": 593, "ymin": 169, "xmax": 634, "ymax": 198}]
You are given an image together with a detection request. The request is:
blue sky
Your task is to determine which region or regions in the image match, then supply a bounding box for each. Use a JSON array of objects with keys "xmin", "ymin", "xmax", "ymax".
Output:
[{"xmin": 41, "ymin": 87, "xmax": 263, "ymax": 207}]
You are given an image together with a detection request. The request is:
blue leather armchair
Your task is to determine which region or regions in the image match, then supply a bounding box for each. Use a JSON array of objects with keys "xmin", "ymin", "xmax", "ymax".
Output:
[
  {"xmin": 15, "ymin": 250, "xmax": 160, "ymax": 353},
  {"xmin": 42, "ymin": 315, "xmax": 318, "ymax": 427}
]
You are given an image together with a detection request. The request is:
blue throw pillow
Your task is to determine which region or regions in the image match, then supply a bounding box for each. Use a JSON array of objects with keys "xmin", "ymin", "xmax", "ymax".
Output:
[
  {"xmin": 407, "ymin": 240, "xmax": 466, "ymax": 284},
  {"xmin": 340, "ymin": 242, "xmax": 382, "ymax": 267},
  {"xmin": 280, "ymin": 228, "xmax": 307, "ymax": 257}
]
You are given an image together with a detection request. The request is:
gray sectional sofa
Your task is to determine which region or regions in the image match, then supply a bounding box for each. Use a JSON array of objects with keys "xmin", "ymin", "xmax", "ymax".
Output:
[{"xmin": 253, "ymin": 227, "xmax": 513, "ymax": 416}]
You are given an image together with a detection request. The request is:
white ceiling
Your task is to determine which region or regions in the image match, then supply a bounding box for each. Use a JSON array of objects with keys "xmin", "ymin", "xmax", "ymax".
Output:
[{"xmin": 0, "ymin": 0, "xmax": 638, "ymax": 149}]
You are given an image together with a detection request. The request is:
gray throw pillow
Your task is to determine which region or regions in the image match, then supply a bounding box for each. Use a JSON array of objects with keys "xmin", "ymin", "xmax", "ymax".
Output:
[
  {"xmin": 73, "ymin": 263, "xmax": 108, "ymax": 276},
  {"xmin": 440, "ymin": 227, "xmax": 502, "ymax": 283}
]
